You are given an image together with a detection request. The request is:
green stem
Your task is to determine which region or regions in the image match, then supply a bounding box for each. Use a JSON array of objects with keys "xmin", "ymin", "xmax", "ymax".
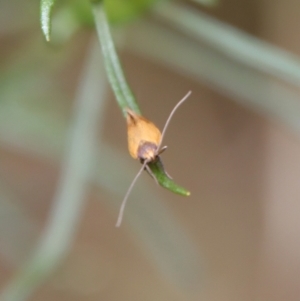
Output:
[
  {"xmin": 92, "ymin": 2, "xmax": 140, "ymax": 115},
  {"xmin": 91, "ymin": 2, "xmax": 190, "ymax": 196}
]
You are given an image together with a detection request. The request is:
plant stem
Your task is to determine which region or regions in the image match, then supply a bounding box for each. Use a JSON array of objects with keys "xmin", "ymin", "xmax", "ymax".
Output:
[
  {"xmin": 92, "ymin": 2, "xmax": 190, "ymax": 196},
  {"xmin": 92, "ymin": 2, "xmax": 140, "ymax": 115}
]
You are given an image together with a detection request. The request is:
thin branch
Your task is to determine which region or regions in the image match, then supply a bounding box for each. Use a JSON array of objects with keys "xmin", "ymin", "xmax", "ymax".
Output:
[
  {"xmin": 92, "ymin": 2, "xmax": 190, "ymax": 196},
  {"xmin": 92, "ymin": 2, "xmax": 140, "ymax": 115}
]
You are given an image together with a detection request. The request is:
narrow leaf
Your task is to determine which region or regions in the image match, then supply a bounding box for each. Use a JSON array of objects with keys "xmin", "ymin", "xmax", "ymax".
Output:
[
  {"xmin": 92, "ymin": 2, "xmax": 190, "ymax": 196},
  {"xmin": 148, "ymin": 159, "xmax": 190, "ymax": 196},
  {"xmin": 40, "ymin": 0, "xmax": 56, "ymax": 41}
]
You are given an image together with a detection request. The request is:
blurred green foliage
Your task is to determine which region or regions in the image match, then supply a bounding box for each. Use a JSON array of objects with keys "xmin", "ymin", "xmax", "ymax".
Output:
[
  {"xmin": 41, "ymin": 0, "xmax": 161, "ymax": 41},
  {"xmin": 105, "ymin": 0, "xmax": 161, "ymax": 24}
]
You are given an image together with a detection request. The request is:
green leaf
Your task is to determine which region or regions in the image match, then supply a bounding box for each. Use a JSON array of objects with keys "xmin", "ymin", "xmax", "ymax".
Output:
[
  {"xmin": 104, "ymin": 0, "xmax": 160, "ymax": 24},
  {"xmin": 148, "ymin": 159, "xmax": 190, "ymax": 196},
  {"xmin": 40, "ymin": 0, "xmax": 56, "ymax": 41},
  {"xmin": 93, "ymin": 2, "xmax": 140, "ymax": 115},
  {"xmin": 92, "ymin": 2, "xmax": 190, "ymax": 197}
]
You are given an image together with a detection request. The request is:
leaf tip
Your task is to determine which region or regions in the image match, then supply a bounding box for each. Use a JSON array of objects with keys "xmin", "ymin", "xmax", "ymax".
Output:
[
  {"xmin": 45, "ymin": 33, "xmax": 51, "ymax": 42},
  {"xmin": 40, "ymin": 0, "xmax": 55, "ymax": 42}
]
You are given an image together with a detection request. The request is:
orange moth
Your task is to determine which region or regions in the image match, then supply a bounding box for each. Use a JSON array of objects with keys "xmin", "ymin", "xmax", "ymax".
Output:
[{"xmin": 116, "ymin": 91, "xmax": 192, "ymax": 227}]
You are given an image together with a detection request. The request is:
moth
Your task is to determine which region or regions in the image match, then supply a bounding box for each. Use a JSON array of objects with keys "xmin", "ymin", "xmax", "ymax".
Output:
[{"xmin": 116, "ymin": 91, "xmax": 191, "ymax": 227}]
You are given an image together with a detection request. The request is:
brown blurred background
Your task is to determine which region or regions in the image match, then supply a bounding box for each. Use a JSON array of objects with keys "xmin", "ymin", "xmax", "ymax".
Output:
[{"xmin": 1, "ymin": 0, "xmax": 300, "ymax": 301}]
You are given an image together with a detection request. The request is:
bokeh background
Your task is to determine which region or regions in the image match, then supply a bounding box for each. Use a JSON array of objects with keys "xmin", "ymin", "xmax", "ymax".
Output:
[{"xmin": 1, "ymin": 0, "xmax": 300, "ymax": 301}]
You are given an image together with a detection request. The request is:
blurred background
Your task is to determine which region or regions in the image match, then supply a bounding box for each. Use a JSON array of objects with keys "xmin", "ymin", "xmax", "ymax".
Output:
[{"xmin": 1, "ymin": 0, "xmax": 300, "ymax": 300}]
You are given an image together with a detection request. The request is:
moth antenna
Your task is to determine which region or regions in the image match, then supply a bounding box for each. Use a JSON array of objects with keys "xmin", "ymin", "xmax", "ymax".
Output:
[
  {"xmin": 158, "ymin": 91, "xmax": 192, "ymax": 151},
  {"xmin": 116, "ymin": 160, "xmax": 148, "ymax": 227}
]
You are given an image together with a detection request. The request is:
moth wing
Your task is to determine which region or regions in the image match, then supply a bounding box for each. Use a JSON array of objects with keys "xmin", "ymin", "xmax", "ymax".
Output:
[{"xmin": 126, "ymin": 109, "xmax": 161, "ymax": 159}]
